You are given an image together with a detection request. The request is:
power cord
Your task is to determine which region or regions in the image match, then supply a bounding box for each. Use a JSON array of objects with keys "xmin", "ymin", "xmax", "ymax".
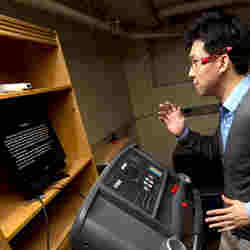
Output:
[
  {"xmin": 28, "ymin": 195, "xmax": 51, "ymax": 250},
  {"xmin": 37, "ymin": 190, "xmax": 86, "ymax": 250},
  {"xmin": 31, "ymin": 180, "xmax": 88, "ymax": 250},
  {"xmin": 80, "ymin": 192, "xmax": 87, "ymax": 199},
  {"xmin": 38, "ymin": 196, "xmax": 51, "ymax": 250},
  {"xmin": 24, "ymin": 176, "xmax": 86, "ymax": 250}
]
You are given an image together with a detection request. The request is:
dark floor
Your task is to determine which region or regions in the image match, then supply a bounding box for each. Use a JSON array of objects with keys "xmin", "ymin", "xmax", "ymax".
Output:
[
  {"xmin": 183, "ymin": 229, "xmax": 220, "ymax": 250},
  {"xmin": 208, "ymin": 239, "xmax": 220, "ymax": 250},
  {"xmin": 67, "ymin": 240, "xmax": 220, "ymax": 250},
  {"xmin": 67, "ymin": 239, "xmax": 220, "ymax": 250}
]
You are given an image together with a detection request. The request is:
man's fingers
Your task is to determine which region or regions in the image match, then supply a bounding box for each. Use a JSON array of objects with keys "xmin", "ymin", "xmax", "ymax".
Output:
[
  {"xmin": 159, "ymin": 102, "xmax": 182, "ymax": 116},
  {"xmin": 159, "ymin": 106, "xmax": 179, "ymax": 116},
  {"xmin": 209, "ymin": 220, "xmax": 234, "ymax": 229},
  {"xmin": 172, "ymin": 104, "xmax": 178, "ymax": 111},
  {"xmin": 158, "ymin": 110, "xmax": 168, "ymax": 115},
  {"xmin": 159, "ymin": 102, "xmax": 176, "ymax": 112},
  {"xmin": 205, "ymin": 213, "xmax": 233, "ymax": 223},
  {"xmin": 159, "ymin": 116, "xmax": 168, "ymax": 123},
  {"xmin": 159, "ymin": 105, "xmax": 172, "ymax": 113},
  {"xmin": 158, "ymin": 108, "xmax": 174, "ymax": 117},
  {"xmin": 158, "ymin": 112, "xmax": 169, "ymax": 119},
  {"xmin": 206, "ymin": 206, "xmax": 232, "ymax": 216},
  {"xmin": 218, "ymin": 225, "xmax": 236, "ymax": 233}
]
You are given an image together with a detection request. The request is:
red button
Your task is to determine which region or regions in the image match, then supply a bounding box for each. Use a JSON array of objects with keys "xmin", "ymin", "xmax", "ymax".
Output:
[
  {"xmin": 181, "ymin": 201, "xmax": 188, "ymax": 207},
  {"xmin": 170, "ymin": 184, "xmax": 179, "ymax": 194}
]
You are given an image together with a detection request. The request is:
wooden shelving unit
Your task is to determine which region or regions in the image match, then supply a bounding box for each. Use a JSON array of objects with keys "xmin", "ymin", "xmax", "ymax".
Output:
[{"xmin": 0, "ymin": 15, "xmax": 99, "ymax": 250}]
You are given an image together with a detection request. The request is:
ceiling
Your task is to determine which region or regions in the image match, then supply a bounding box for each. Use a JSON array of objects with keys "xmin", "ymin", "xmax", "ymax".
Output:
[
  {"xmin": 53, "ymin": 0, "xmax": 250, "ymax": 33},
  {"xmin": 55, "ymin": 0, "xmax": 163, "ymax": 31},
  {"xmin": 13, "ymin": 0, "xmax": 250, "ymax": 37}
]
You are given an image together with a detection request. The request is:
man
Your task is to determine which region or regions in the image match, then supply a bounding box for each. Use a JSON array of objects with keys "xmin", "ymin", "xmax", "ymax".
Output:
[{"xmin": 158, "ymin": 11, "xmax": 250, "ymax": 249}]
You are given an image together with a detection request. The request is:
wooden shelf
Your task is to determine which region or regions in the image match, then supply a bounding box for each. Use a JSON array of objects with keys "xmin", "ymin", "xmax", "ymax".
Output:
[
  {"xmin": 0, "ymin": 231, "xmax": 11, "ymax": 250},
  {"xmin": 10, "ymin": 162, "xmax": 97, "ymax": 250},
  {"xmin": 0, "ymin": 86, "xmax": 71, "ymax": 100},
  {"xmin": 0, "ymin": 156, "xmax": 92, "ymax": 242}
]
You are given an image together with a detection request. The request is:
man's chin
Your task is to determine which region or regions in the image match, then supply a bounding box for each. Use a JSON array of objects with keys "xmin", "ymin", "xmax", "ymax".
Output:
[
  {"xmin": 198, "ymin": 91, "xmax": 212, "ymax": 97},
  {"xmin": 195, "ymin": 88, "xmax": 204, "ymax": 96},
  {"xmin": 195, "ymin": 87, "xmax": 210, "ymax": 96}
]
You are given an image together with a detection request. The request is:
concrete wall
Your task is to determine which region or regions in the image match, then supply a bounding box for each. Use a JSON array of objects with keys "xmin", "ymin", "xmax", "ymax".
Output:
[
  {"xmin": 124, "ymin": 39, "xmax": 218, "ymax": 167},
  {"xmin": 0, "ymin": 1, "xmax": 134, "ymax": 146},
  {"xmin": 123, "ymin": 5, "xmax": 250, "ymax": 167}
]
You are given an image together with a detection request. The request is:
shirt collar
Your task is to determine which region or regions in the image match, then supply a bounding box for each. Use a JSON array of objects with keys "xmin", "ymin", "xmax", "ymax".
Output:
[{"xmin": 223, "ymin": 74, "xmax": 250, "ymax": 113}]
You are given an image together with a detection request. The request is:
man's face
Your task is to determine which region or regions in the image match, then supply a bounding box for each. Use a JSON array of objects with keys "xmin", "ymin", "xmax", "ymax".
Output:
[{"xmin": 188, "ymin": 40, "xmax": 221, "ymax": 96}]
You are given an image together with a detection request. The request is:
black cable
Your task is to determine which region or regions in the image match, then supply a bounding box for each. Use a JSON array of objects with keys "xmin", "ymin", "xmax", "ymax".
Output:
[
  {"xmin": 24, "ymin": 173, "xmax": 80, "ymax": 250},
  {"xmin": 80, "ymin": 192, "xmax": 86, "ymax": 199},
  {"xmin": 38, "ymin": 196, "xmax": 51, "ymax": 250}
]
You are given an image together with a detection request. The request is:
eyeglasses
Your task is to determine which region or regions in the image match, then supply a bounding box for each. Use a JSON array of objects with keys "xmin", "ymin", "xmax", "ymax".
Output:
[
  {"xmin": 189, "ymin": 46, "xmax": 232, "ymax": 71},
  {"xmin": 189, "ymin": 55, "xmax": 219, "ymax": 70}
]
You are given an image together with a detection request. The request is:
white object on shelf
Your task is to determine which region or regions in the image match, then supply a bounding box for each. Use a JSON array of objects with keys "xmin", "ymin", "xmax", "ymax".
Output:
[{"xmin": 0, "ymin": 82, "xmax": 32, "ymax": 93}]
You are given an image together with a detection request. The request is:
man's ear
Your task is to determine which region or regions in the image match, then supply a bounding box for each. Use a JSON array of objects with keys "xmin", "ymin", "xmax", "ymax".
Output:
[{"xmin": 218, "ymin": 54, "xmax": 230, "ymax": 73}]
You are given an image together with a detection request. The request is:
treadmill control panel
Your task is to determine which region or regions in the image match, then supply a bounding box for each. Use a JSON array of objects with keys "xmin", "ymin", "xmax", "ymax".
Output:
[{"xmin": 102, "ymin": 148, "xmax": 167, "ymax": 216}]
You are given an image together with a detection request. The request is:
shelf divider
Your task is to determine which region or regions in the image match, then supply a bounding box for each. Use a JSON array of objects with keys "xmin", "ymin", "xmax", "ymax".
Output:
[{"xmin": 0, "ymin": 86, "xmax": 71, "ymax": 100}]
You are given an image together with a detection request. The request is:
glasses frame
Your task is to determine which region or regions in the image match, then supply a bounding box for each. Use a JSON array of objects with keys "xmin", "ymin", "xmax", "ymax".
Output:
[{"xmin": 189, "ymin": 46, "xmax": 232, "ymax": 71}]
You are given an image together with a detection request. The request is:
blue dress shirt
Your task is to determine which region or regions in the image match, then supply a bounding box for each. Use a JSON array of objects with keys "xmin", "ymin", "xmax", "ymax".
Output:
[{"xmin": 178, "ymin": 75, "xmax": 250, "ymax": 215}]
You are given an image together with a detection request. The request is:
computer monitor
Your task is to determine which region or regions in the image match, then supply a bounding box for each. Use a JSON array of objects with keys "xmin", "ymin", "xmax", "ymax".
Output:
[{"xmin": 0, "ymin": 96, "xmax": 66, "ymax": 198}]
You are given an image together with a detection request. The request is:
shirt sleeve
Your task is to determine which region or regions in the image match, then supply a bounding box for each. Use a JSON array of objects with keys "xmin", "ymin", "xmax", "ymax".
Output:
[{"xmin": 176, "ymin": 127, "xmax": 190, "ymax": 141}]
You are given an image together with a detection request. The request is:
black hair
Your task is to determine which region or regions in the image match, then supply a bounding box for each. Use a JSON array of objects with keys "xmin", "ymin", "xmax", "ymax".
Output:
[{"xmin": 184, "ymin": 10, "xmax": 250, "ymax": 74}]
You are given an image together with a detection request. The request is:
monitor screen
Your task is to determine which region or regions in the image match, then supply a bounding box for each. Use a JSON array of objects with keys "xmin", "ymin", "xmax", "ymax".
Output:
[{"xmin": 0, "ymin": 96, "xmax": 66, "ymax": 198}]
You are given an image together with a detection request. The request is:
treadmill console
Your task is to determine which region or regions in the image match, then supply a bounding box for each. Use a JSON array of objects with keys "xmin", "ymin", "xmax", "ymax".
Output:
[{"xmin": 102, "ymin": 148, "xmax": 168, "ymax": 217}]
